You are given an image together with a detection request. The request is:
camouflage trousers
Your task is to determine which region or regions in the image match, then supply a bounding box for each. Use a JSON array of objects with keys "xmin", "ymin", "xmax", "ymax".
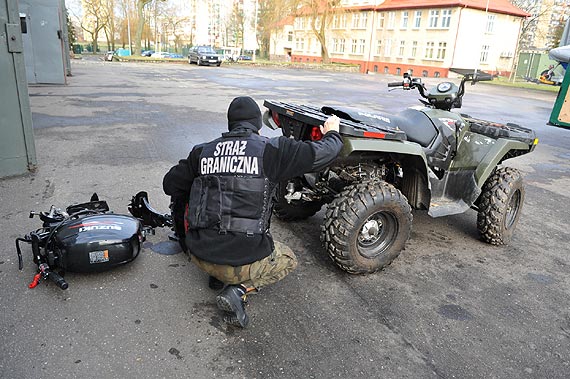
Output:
[{"xmin": 190, "ymin": 241, "xmax": 298, "ymax": 290}]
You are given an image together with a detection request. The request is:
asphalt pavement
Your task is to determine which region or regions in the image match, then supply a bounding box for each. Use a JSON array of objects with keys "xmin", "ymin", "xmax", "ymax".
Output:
[{"xmin": 1, "ymin": 58, "xmax": 569, "ymax": 378}]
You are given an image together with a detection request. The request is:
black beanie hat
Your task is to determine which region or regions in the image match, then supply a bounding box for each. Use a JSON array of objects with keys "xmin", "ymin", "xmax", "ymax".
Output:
[{"xmin": 227, "ymin": 96, "xmax": 262, "ymax": 132}]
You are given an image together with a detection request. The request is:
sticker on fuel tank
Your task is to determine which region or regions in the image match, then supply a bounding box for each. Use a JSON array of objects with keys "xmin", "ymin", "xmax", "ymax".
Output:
[{"xmin": 89, "ymin": 250, "xmax": 109, "ymax": 264}]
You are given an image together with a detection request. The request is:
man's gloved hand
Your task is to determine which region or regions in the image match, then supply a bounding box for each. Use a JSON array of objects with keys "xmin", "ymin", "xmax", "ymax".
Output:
[{"xmin": 321, "ymin": 115, "xmax": 340, "ymax": 134}]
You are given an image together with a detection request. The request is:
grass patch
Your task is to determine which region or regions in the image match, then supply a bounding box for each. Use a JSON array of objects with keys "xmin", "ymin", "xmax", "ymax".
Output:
[{"xmin": 481, "ymin": 76, "xmax": 560, "ymax": 92}]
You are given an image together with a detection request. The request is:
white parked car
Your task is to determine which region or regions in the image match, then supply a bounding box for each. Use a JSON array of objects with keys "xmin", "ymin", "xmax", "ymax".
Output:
[{"xmin": 150, "ymin": 52, "xmax": 171, "ymax": 59}]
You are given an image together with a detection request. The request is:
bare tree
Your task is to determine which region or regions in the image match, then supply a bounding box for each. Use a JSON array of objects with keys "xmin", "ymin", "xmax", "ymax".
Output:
[
  {"xmin": 102, "ymin": 0, "xmax": 116, "ymax": 51},
  {"xmin": 134, "ymin": 0, "xmax": 160, "ymax": 55},
  {"xmin": 257, "ymin": 0, "xmax": 296, "ymax": 59},
  {"xmin": 509, "ymin": 0, "xmax": 564, "ymax": 80},
  {"xmin": 79, "ymin": 0, "xmax": 109, "ymax": 53},
  {"xmin": 294, "ymin": 0, "xmax": 341, "ymax": 63},
  {"xmin": 227, "ymin": 2, "xmax": 245, "ymax": 50}
]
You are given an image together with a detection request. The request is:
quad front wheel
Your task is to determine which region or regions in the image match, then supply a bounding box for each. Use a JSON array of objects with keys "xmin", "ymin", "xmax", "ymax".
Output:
[
  {"xmin": 477, "ymin": 167, "xmax": 525, "ymax": 245},
  {"xmin": 321, "ymin": 180, "xmax": 413, "ymax": 274}
]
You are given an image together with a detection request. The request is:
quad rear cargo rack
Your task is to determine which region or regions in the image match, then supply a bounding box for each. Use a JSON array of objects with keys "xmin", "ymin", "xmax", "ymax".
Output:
[{"xmin": 264, "ymin": 100, "xmax": 407, "ymax": 141}]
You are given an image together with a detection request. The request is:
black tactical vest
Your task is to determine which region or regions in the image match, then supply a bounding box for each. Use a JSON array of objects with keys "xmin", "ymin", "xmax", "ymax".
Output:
[{"xmin": 187, "ymin": 130, "xmax": 274, "ymax": 236}]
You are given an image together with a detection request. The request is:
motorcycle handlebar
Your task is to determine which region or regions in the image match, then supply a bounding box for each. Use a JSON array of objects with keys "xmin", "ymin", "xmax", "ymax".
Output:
[
  {"xmin": 388, "ymin": 82, "xmax": 402, "ymax": 87},
  {"xmin": 48, "ymin": 271, "xmax": 68, "ymax": 290}
]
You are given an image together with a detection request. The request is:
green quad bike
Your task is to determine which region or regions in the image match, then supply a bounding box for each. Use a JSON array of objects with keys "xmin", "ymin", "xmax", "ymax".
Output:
[{"xmin": 262, "ymin": 69, "xmax": 538, "ymax": 274}]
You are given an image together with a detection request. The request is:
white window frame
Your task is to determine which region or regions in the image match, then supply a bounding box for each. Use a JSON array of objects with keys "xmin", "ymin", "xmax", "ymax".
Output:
[
  {"xmin": 480, "ymin": 44, "xmax": 490, "ymax": 63},
  {"xmin": 401, "ymin": 11, "xmax": 408, "ymax": 29},
  {"xmin": 436, "ymin": 41, "xmax": 446, "ymax": 60},
  {"xmin": 376, "ymin": 39, "xmax": 382, "ymax": 55},
  {"xmin": 424, "ymin": 41, "xmax": 435, "ymax": 59},
  {"xmin": 378, "ymin": 12, "xmax": 385, "ymax": 28},
  {"xmin": 413, "ymin": 11, "xmax": 422, "ymax": 28},
  {"xmin": 399, "ymin": 40, "xmax": 405, "ymax": 57},
  {"xmin": 486, "ymin": 14, "xmax": 495, "ymax": 33},
  {"xmin": 351, "ymin": 38, "xmax": 358, "ymax": 54},
  {"xmin": 411, "ymin": 41, "xmax": 418, "ymax": 57},
  {"xmin": 358, "ymin": 39, "xmax": 365, "ymax": 54},
  {"xmin": 384, "ymin": 38, "xmax": 392, "ymax": 57},
  {"xmin": 428, "ymin": 10, "xmax": 439, "ymax": 28},
  {"xmin": 352, "ymin": 13, "xmax": 361, "ymax": 29},
  {"xmin": 387, "ymin": 12, "xmax": 395, "ymax": 29},
  {"xmin": 441, "ymin": 9, "xmax": 452, "ymax": 28}
]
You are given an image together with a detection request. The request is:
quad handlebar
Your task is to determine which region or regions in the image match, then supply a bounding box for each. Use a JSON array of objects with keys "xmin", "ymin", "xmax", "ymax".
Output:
[{"xmin": 387, "ymin": 69, "xmax": 494, "ymax": 110}]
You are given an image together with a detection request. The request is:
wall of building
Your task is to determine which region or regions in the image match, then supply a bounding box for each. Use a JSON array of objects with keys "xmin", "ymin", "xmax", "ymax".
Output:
[{"xmin": 285, "ymin": 5, "xmax": 524, "ymax": 77}]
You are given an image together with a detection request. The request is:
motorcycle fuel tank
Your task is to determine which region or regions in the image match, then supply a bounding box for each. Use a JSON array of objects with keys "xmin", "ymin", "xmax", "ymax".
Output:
[{"xmin": 53, "ymin": 214, "xmax": 143, "ymax": 273}]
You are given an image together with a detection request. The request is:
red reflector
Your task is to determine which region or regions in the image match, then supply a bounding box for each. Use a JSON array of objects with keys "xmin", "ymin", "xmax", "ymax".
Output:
[
  {"xmin": 310, "ymin": 126, "xmax": 323, "ymax": 141},
  {"xmin": 363, "ymin": 131, "xmax": 386, "ymax": 139},
  {"xmin": 271, "ymin": 111, "xmax": 281, "ymax": 127}
]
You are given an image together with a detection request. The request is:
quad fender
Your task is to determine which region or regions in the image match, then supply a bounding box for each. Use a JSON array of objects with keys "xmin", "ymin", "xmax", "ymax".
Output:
[
  {"xmin": 473, "ymin": 138, "xmax": 533, "ymax": 188},
  {"xmin": 339, "ymin": 137, "xmax": 432, "ymax": 210},
  {"xmin": 428, "ymin": 133, "xmax": 534, "ymax": 218},
  {"xmin": 340, "ymin": 137, "xmax": 428, "ymax": 167}
]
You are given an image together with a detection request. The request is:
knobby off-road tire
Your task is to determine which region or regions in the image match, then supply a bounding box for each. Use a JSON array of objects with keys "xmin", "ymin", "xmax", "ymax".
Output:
[
  {"xmin": 321, "ymin": 180, "xmax": 413, "ymax": 274},
  {"xmin": 273, "ymin": 182, "xmax": 323, "ymax": 221},
  {"xmin": 477, "ymin": 167, "xmax": 525, "ymax": 245}
]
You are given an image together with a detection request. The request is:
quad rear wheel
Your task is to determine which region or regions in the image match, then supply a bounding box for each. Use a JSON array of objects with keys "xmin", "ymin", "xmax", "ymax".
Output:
[
  {"xmin": 477, "ymin": 167, "xmax": 525, "ymax": 245},
  {"xmin": 321, "ymin": 180, "xmax": 412, "ymax": 274}
]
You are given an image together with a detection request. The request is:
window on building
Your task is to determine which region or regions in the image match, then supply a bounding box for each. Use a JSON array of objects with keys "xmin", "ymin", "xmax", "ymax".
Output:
[
  {"xmin": 441, "ymin": 9, "xmax": 452, "ymax": 28},
  {"xmin": 384, "ymin": 66, "xmax": 389, "ymax": 74},
  {"xmin": 414, "ymin": 11, "xmax": 422, "ymax": 28},
  {"xmin": 480, "ymin": 45, "xmax": 490, "ymax": 63},
  {"xmin": 339, "ymin": 38, "xmax": 345, "ymax": 52},
  {"xmin": 361, "ymin": 12, "xmax": 368, "ymax": 28},
  {"xmin": 399, "ymin": 40, "xmax": 405, "ymax": 57},
  {"xmin": 339, "ymin": 14, "xmax": 347, "ymax": 28},
  {"xmin": 351, "ymin": 39, "xmax": 358, "ymax": 53},
  {"xmin": 288, "ymin": 31, "xmax": 293, "ymax": 42},
  {"xmin": 387, "ymin": 12, "xmax": 395, "ymax": 29},
  {"xmin": 295, "ymin": 17, "xmax": 306, "ymax": 30},
  {"xmin": 401, "ymin": 11, "xmax": 408, "ymax": 28},
  {"xmin": 396, "ymin": 67, "xmax": 401, "ymax": 75},
  {"xmin": 428, "ymin": 10, "xmax": 439, "ymax": 28},
  {"xmin": 374, "ymin": 65, "xmax": 378, "ymax": 72},
  {"xmin": 333, "ymin": 15, "xmax": 339, "ymax": 29},
  {"xmin": 486, "ymin": 15, "xmax": 495, "ymax": 33},
  {"xmin": 376, "ymin": 39, "xmax": 382, "ymax": 55},
  {"xmin": 358, "ymin": 39, "xmax": 365, "ymax": 54},
  {"xmin": 352, "ymin": 13, "xmax": 361, "ymax": 28},
  {"xmin": 378, "ymin": 12, "xmax": 385, "ymax": 28},
  {"xmin": 332, "ymin": 38, "xmax": 338, "ymax": 53},
  {"xmin": 424, "ymin": 41, "xmax": 434, "ymax": 59},
  {"xmin": 434, "ymin": 71, "xmax": 440, "ymax": 78},
  {"xmin": 422, "ymin": 70, "xmax": 428, "ymax": 77},
  {"xmin": 436, "ymin": 42, "xmax": 447, "ymax": 60},
  {"xmin": 295, "ymin": 37, "xmax": 305, "ymax": 51},
  {"xmin": 384, "ymin": 39, "xmax": 392, "ymax": 57},
  {"xmin": 411, "ymin": 41, "xmax": 418, "ymax": 57}
]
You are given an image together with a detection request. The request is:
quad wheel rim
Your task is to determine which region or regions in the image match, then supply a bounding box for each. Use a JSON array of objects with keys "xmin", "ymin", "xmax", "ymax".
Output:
[
  {"xmin": 505, "ymin": 189, "xmax": 522, "ymax": 229},
  {"xmin": 358, "ymin": 211, "xmax": 398, "ymax": 258}
]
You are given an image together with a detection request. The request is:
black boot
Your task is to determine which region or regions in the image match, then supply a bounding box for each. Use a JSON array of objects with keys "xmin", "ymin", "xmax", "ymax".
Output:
[
  {"xmin": 216, "ymin": 285, "xmax": 249, "ymax": 328},
  {"xmin": 208, "ymin": 276, "xmax": 224, "ymax": 290}
]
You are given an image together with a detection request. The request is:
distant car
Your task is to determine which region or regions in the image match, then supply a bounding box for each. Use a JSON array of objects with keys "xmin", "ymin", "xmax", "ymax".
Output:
[
  {"xmin": 238, "ymin": 55, "xmax": 252, "ymax": 61},
  {"xmin": 188, "ymin": 46, "xmax": 222, "ymax": 66},
  {"xmin": 150, "ymin": 52, "xmax": 171, "ymax": 58},
  {"xmin": 105, "ymin": 51, "xmax": 114, "ymax": 62},
  {"xmin": 169, "ymin": 53, "xmax": 184, "ymax": 59},
  {"xmin": 141, "ymin": 50, "xmax": 155, "ymax": 57}
]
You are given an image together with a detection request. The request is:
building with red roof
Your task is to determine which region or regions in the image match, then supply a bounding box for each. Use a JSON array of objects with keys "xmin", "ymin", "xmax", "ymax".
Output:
[{"xmin": 272, "ymin": 0, "xmax": 529, "ymax": 77}]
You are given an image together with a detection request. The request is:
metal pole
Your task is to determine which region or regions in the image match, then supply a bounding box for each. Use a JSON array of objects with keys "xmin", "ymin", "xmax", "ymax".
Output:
[
  {"xmin": 252, "ymin": 0, "xmax": 258, "ymax": 62},
  {"xmin": 127, "ymin": 0, "xmax": 132, "ymax": 55}
]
